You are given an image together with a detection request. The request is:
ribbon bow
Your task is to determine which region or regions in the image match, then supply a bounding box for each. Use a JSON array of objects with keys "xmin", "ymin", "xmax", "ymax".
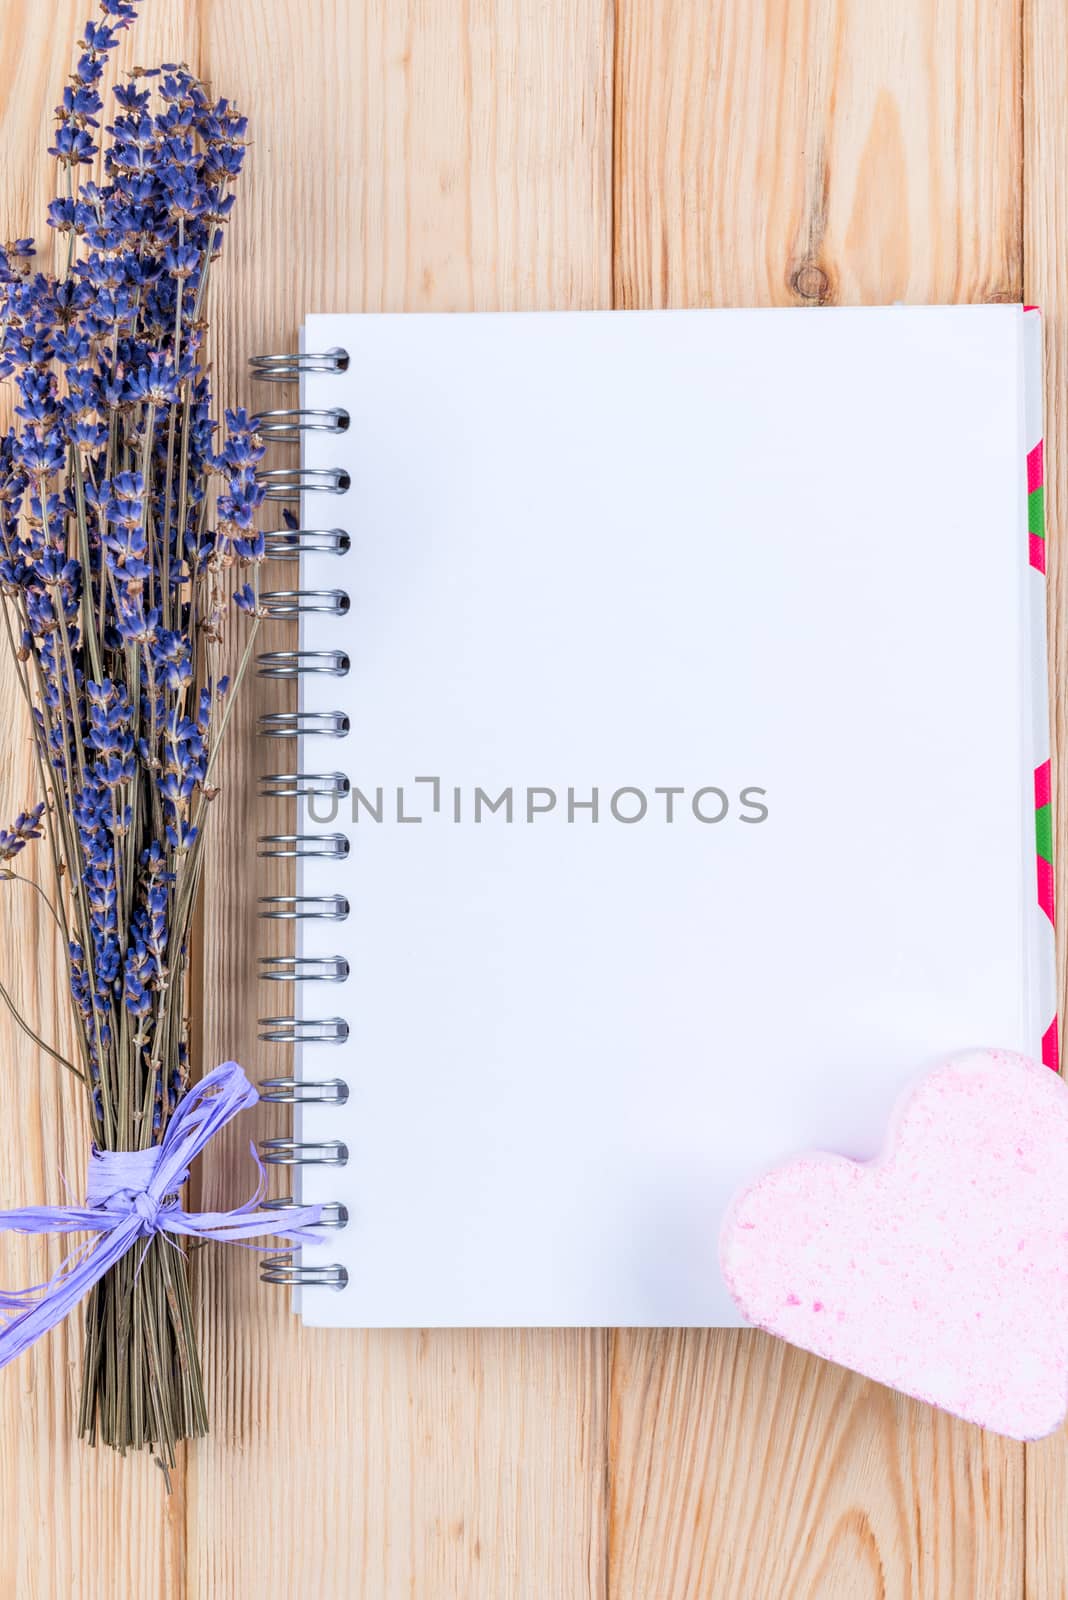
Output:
[{"xmin": 0, "ymin": 1060, "xmax": 321, "ymax": 1369}]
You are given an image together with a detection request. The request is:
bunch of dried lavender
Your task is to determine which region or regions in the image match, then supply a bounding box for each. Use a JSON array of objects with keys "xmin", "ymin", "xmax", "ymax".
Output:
[{"xmin": 0, "ymin": 0, "xmax": 268, "ymax": 1459}]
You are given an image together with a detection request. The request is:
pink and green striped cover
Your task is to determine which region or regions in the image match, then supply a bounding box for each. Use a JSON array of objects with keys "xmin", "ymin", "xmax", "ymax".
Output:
[{"xmin": 1023, "ymin": 308, "xmax": 1057, "ymax": 1070}]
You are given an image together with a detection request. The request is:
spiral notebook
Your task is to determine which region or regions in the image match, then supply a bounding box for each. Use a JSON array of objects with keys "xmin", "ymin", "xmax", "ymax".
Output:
[{"xmin": 251, "ymin": 305, "xmax": 1053, "ymax": 1328}]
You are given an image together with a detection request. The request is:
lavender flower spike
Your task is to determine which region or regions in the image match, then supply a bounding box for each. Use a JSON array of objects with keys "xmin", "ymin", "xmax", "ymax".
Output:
[{"xmin": 0, "ymin": 0, "xmax": 269, "ymax": 1453}]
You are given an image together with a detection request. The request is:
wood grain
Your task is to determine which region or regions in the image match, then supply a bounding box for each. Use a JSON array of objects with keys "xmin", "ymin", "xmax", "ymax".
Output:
[
  {"xmin": 190, "ymin": 4, "xmax": 612, "ymax": 1599},
  {"xmin": 0, "ymin": 0, "xmax": 1061, "ymax": 1596},
  {"xmin": 614, "ymin": 0, "xmax": 1022, "ymax": 312},
  {"xmin": 609, "ymin": 1331, "xmax": 1023, "ymax": 1600},
  {"xmin": 0, "ymin": 8, "xmax": 196, "ymax": 1596},
  {"xmin": 1023, "ymin": 0, "xmax": 1068, "ymax": 1591},
  {"xmin": 610, "ymin": 0, "xmax": 1028, "ymax": 1595}
]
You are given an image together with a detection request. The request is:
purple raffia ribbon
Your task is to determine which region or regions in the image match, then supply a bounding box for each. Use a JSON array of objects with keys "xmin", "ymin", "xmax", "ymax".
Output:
[{"xmin": 0, "ymin": 1060, "xmax": 321, "ymax": 1369}]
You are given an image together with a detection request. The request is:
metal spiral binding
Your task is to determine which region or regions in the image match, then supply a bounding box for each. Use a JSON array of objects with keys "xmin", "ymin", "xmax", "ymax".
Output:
[
  {"xmin": 258, "ymin": 834, "xmax": 350, "ymax": 860},
  {"xmin": 259, "ymin": 589, "xmax": 350, "ymax": 619},
  {"xmin": 258, "ymin": 1016, "xmax": 350, "ymax": 1045},
  {"xmin": 262, "ymin": 1196, "xmax": 348, "ymax": 1224},
  {"xmin": 262, "ymin": 528, "xmax": 351, "ymax": 558},
  {"xmin": 259, "ymin": 466, "xmax": 350, "ymax": 499},
  {"xmin": 258, "ymin": 710, "xmax": 350, "ymax": 739},
  {"xmin": 260, "ymin": 1078, "xmax": 350, "ymax": 1105},
  {"xmin": 260, "ymin": 1257, "xmax": 349, "ymax": 1288},
  {"xmin": 258, "ymin": 894, "xmax": 349, "ymax": 920},
  {"xmin": 259, "ymin": 955, "xmax": 349, "ymax": 983},
  {"xmin": 254, "ymin": 407, "xmax": 350, "ymax": 441},
  {"xmin": 258, "ymin": 772, "xmax": 350, "ymax": 800},
  {"xmin": 257, "ymin": 649, "xmax": 349, "ymax": 679},
  {"xmin": 251, "ymin": 347, "xmax": 353, "ymax": 1290},
  {"xmin": 249, "ymin": 348, "xmax": 350, "ymax": 380},
  {"xmin": 261, "ymin": 1139, "xmax": 349, "ymax": 1166}
]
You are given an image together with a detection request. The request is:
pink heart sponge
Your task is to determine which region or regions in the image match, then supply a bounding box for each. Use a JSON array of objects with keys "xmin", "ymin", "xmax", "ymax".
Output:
[{"xmin": 720, "ymin": 1049, "xmax": 1068, "ymax": 1439}]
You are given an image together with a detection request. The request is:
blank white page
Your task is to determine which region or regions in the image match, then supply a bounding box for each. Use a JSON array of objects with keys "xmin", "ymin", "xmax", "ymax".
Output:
[{"xmin": 289, "ymin": 306, "xmax": 1045, "ymax": 1327}]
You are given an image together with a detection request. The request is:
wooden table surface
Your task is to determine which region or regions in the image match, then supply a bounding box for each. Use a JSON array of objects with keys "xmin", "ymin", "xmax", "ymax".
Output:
[{"xmin": 0, "ymin": 2, "xmax": 1064, "ymax": 1595}]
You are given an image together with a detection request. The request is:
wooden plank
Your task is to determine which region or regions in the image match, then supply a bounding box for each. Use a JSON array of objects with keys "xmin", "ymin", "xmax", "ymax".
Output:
[
  {"xmin": 0, "ymin": 0, "xmax": 1054, "ymax": 1591},
  {"xmin": 190, "ymin": 3, "xmax": 612, "ymax": 1597},
  {"xmin": 614, "ymin": 0, "xmax": 1021, "ymax": 310},
  {"xmin": 0, "ymin": 5, "xmax": 194, "ymax": 1594},
  {"xmin": 1023, "ymin": 0, "xmax": 1068, "ymax": 1590},
  {"xmin": 610, "ymin": 1, "xmax": 1026, "ymax": 1595},
  {"xmin": 610, "ymin": 1331, "xmax": 1023, "ymax": 1599}
]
